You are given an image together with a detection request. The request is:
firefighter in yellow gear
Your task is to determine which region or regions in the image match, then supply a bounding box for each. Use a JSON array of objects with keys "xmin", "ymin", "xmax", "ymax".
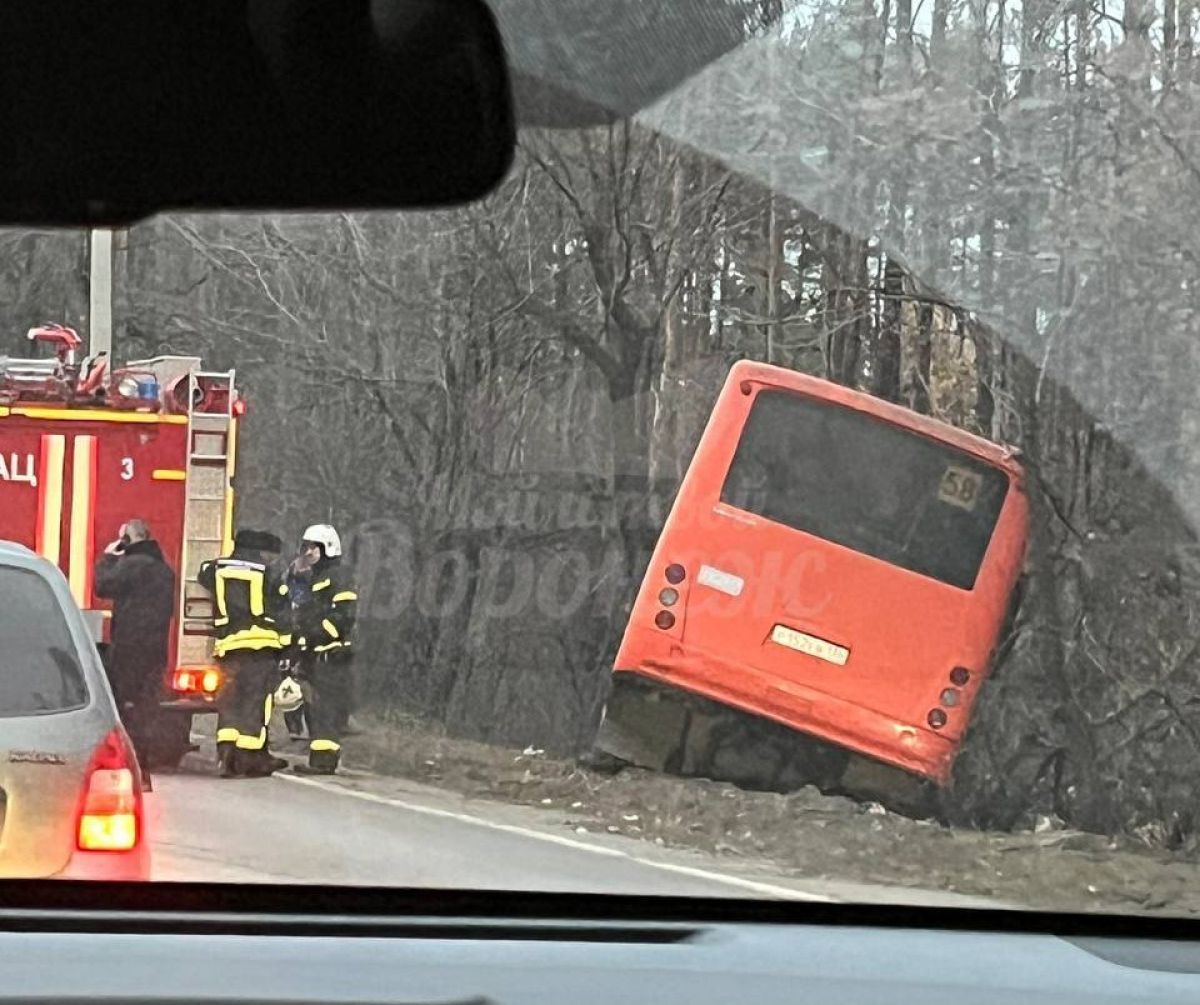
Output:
[
  {"xmin": 198, "ymin": 528, "xmax": 292, "ymax": 778},
  {"xmin": 290, "ymin": 524, "xmax": 358, "ymax": 775}
]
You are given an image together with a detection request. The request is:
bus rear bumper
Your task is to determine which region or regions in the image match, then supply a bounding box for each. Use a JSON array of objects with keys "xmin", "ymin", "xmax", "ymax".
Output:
[{"xmin": 610, "ymin": 643, "xmax": 958, "ymax": 785}]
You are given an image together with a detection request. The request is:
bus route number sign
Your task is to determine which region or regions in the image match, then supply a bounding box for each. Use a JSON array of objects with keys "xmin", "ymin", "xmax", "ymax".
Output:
[{"xmin": 938, "ymin": 464, "xmax": 983, "ymax": 512}]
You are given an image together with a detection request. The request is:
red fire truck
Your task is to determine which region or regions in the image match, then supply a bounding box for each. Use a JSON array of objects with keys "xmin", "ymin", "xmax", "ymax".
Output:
[{"xmin": 0, "ymin": 324, "xmax": 243, "ymax": 767}]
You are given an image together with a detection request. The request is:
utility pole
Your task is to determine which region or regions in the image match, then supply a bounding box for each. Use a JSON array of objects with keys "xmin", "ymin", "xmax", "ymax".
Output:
[{"xmin": 88, "ymin": 228, "xmax": 115, "ymax": 359}]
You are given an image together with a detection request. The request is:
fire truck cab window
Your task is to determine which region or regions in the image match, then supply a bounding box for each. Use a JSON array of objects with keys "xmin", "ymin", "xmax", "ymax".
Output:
[
  {"xmin": 0, "ymin": 569, "xmax": 88, "ymax": 716},
  {"xmin": 721, "ymin": 390, "xmax": 1010, "ymax": 590}
]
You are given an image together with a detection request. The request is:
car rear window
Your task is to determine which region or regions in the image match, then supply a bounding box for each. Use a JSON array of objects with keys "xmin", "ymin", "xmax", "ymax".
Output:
[
  {"xmin": 0, "ymin": 567, "xmax": 88, "ymax": 716},
  {"xmin": 721, "ymin": 390, "xmax": 1010, "ymax": 589}
]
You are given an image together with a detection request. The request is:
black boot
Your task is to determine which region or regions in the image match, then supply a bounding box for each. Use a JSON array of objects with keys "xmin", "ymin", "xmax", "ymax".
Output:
[{"xmin": 241, "ymin": 751, "xmax": 287, "ymax": 777}]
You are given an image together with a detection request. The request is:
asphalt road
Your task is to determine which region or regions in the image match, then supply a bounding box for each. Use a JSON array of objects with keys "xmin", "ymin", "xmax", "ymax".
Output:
[
  {"xmin": 147, "ymin": 756, "xmax": 831, "ymax": 897},
  {"xmin": 146, "ymin": 750, "xmax": 1002, "ymax": 908}
]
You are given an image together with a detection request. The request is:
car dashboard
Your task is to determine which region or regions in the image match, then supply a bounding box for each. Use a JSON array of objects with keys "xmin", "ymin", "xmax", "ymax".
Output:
[{"xmin": 3, "ymin": 885, "xmax": 1200, "ymax": 1005}]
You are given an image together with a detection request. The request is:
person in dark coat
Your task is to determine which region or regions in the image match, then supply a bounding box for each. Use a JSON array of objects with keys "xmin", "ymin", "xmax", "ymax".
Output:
[{"xmin": 94, "ymin": 518, "xmax": 176, "ymax": 787}]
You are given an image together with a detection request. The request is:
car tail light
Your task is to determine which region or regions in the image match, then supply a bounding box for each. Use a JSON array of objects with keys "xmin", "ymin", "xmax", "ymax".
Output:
[{"xmin": 77, "ymin": 728, "xmax": 142, "ymax": 852}]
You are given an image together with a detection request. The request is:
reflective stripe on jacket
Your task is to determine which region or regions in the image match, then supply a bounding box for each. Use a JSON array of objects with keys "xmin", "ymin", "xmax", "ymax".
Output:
[
  {"xmin": 198, "ymin": 553, "xmax": 291, "ymax": 656},
  {"xmin": 295, "ymin": 561, "xmax": 358, "ymax": 655}
]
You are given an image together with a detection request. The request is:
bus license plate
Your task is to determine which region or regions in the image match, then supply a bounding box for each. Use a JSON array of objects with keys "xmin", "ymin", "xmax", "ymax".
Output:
[{"xmin": 769, "ymin": 625, "xmax": 849, "ymax": 666}]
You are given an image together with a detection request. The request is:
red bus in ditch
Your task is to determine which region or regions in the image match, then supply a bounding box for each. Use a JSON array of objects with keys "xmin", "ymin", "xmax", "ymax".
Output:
[{"xmin": 597, "ymin": 359, "xmax": 1028, "ymax": 788}]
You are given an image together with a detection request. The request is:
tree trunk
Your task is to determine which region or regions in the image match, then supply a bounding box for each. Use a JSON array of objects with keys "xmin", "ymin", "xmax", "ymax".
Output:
[
  {"xmin": 910, "ymin": 302, "xmax": 933, "ymax": 414},
  {"xmin": 896, "ymin": 0, "xmax": 913, "ymax": 85},
  {"xmin": 1165, "ymin": 0, "xmax": 1178, "ymax": 87},
  {"xmin": 649, "ymin": 159, "xmax": 688, "ymax": 485},
  {"xmin": 872, "ymin": 256, "xmax": 904, "ymax": 401},
  {"xmin": 825, "ymin": 228, "xmax": 868, "ymax": 387},
  {"xmin": 761, "ymin": 192, "xmax": 783, "ymax": 362}
]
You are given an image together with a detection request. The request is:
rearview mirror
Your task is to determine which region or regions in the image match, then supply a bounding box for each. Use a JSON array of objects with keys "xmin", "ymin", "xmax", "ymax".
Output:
[{"xmin": 0, "ymin": 0, "xmax": 514, "ymax": 224}]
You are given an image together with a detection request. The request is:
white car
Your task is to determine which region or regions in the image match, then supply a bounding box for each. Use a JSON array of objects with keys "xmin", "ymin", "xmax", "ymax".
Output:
[{"xmin": 0, "ymin": 541, "xmax": 149, "ymax": 880}]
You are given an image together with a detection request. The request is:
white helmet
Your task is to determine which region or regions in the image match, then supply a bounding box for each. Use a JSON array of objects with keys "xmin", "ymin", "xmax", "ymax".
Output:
[
  {"xmin": 273, "ymin": 675, "xmax": 304, "ymax": 713},
  {"xmin": 301, "ymin": 523, "xmax": 342, "ymax": 558}
]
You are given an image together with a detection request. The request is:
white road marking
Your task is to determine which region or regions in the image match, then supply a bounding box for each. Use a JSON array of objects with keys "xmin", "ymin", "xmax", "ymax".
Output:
[{"xmin": 277, "ymin": 772, "xmax": 832, "ymax": 902}]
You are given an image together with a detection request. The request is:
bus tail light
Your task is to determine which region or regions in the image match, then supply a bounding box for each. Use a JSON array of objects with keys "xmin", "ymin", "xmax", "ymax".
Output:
[
  {"xmin": 77, "ymin": 728, "xmax": 143, "ymax": 852},
  {"xmin": 656, "ymin": 565, "xmax": 685, "ymax": 628}
]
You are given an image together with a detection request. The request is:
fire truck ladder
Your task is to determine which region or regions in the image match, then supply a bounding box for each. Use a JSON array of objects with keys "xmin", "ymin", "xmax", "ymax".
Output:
[{"xmin": 178, "ymin": 370, "xmax": 237, "ymax": 667}]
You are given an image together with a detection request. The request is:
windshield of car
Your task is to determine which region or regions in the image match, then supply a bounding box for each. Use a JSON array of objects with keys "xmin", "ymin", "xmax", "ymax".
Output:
[
  {"xmin": 0, "ymin": 568, "xmax": 87, "ymax": 716},
  {"xmin": 3, "ymin": 0, "xmax": 1200, "ymax": 919}
]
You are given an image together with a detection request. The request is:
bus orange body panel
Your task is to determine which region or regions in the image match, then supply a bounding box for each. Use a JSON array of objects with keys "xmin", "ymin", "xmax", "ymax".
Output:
[{"xmin": 613, "ymin": 361, "xmax": 1029, "ymax": 784}]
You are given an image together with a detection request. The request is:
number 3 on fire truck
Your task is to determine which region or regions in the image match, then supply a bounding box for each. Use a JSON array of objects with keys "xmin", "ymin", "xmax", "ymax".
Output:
[{"xmin": 121, "ymin": 457, "xmax": 134, "ymax": 481}]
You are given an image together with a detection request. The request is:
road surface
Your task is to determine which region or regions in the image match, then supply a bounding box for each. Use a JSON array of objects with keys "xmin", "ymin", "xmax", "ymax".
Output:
[
  {"xmin": 147, "ymin": 758, "xmax": 828, "ymax": 896},
  {"xmin": 146, "ymin": 751, "xmax": 1001, "ymax": 907}
]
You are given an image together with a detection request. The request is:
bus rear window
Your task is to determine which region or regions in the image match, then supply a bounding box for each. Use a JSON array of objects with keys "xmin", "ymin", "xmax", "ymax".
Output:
[
  {"xmin": 721, "ymin": 390, "xmax": 1010, "ymax": 589},
  {"xmin": 0, "ymin": 568, "xmax": 88, "ymax": 716}
]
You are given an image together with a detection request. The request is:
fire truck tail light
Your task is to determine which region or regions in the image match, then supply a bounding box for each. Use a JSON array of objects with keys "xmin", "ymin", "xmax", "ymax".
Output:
[
  {"xmin": 172, "ymin": 667, "xmax": 222, "ymax": 694},
  {"xmin": 232, "ymin": 398, "xmax": 247, "ymax": 417}
]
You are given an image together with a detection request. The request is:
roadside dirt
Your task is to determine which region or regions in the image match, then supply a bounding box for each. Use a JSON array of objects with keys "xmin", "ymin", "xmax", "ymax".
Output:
[{"xmin": 341, "ymin": 712, "xmax": 1200, "ymax": 917}]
